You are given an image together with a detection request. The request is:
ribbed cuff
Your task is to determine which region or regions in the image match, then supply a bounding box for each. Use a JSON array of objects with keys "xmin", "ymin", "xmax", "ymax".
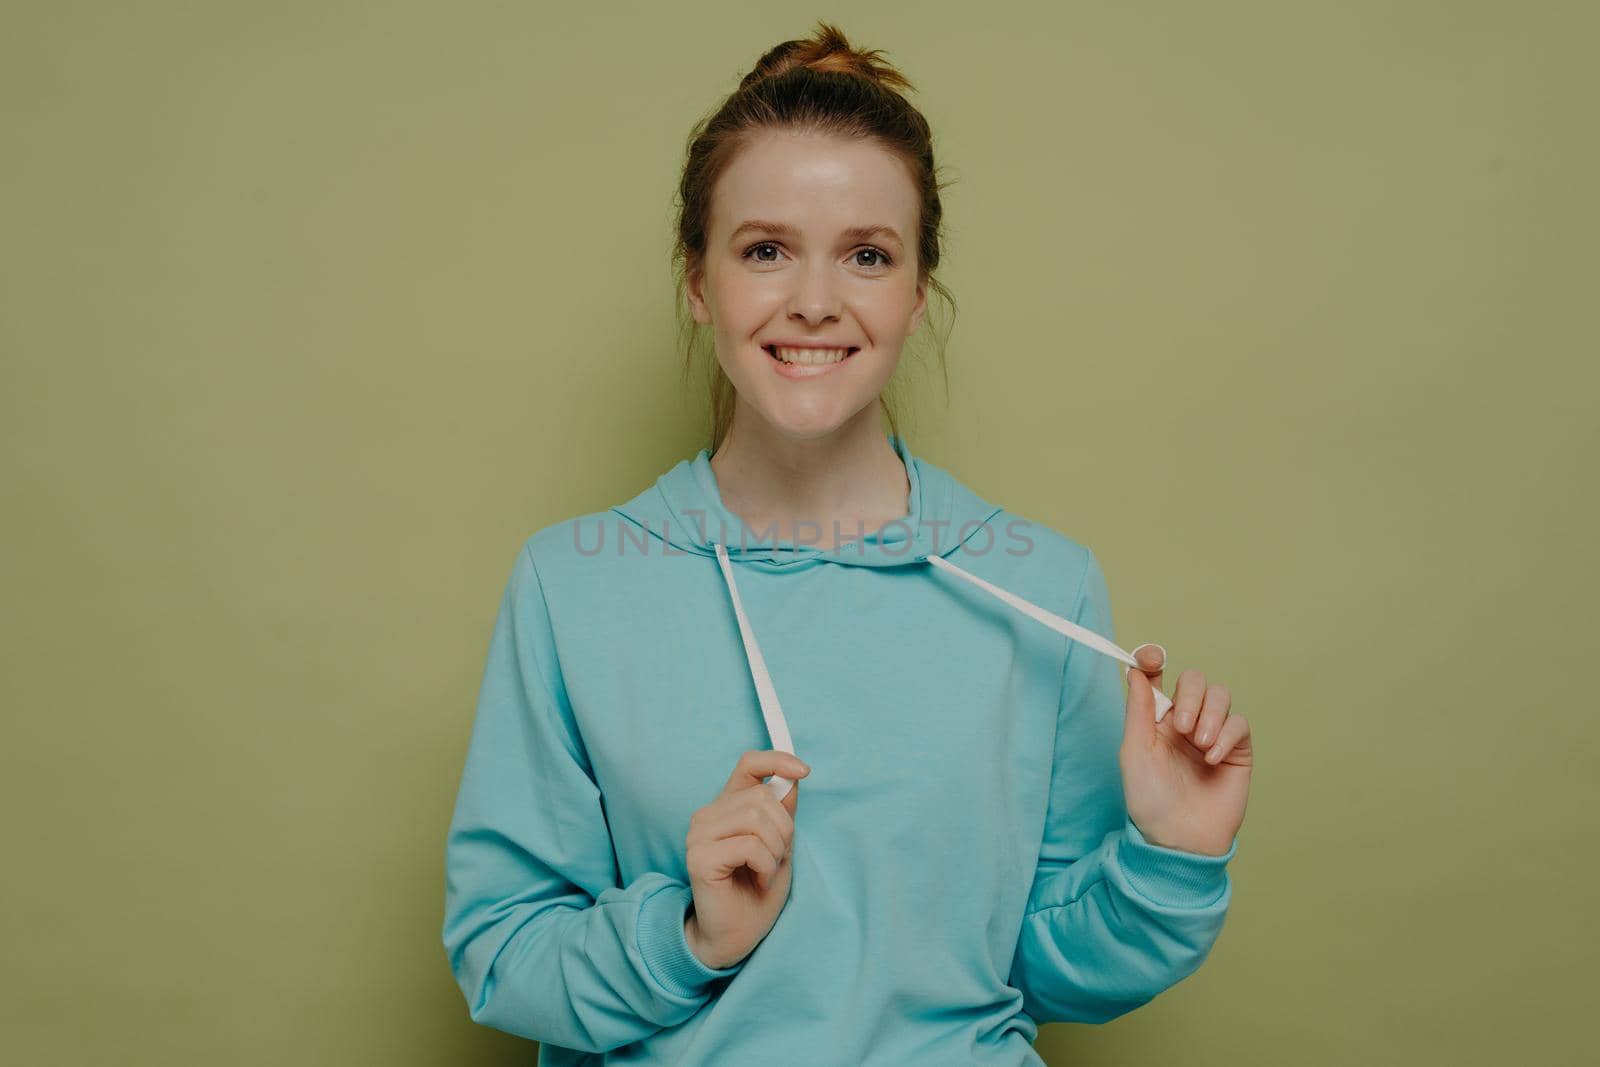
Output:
[
  {"xmin": 636, "ymin": 881, "xmax": 744, "ymax": 999},
  {"xmin": 1117, "ymin": 815, "xmax": 1236, "ymax": 908}
]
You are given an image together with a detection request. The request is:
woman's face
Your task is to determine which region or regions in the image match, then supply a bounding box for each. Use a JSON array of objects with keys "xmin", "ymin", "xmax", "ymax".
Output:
[{"xmin": 688, "ymin": 128, "xmax": 927, "ymax": 443}]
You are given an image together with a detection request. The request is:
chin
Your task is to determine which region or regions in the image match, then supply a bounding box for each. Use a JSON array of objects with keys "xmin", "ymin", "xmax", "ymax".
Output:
[
  {"xmin": 760, "ymin": 396, "xmax": 886, "ymax": 440},
  {"xmin": 760, "ymin": 413, "xmax": 851, "ymax": 442}
]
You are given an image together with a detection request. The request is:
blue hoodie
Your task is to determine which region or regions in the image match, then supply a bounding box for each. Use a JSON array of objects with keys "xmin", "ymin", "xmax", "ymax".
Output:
[{"xmin": 442, "ymin": 433, "xmax": 1238, "ymax": 1065}]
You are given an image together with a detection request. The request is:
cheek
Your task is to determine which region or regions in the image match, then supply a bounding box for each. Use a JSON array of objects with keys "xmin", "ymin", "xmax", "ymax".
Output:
[
  {"xmin": 715, "ymin": 272, "xmax": 776, "ymax": 320},
  {"xmin": 863, "ymin": 288, "xmax": 919, "ymax": 338}
]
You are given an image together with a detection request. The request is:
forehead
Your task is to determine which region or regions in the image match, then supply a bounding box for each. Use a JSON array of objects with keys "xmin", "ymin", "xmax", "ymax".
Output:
[{"xmin": 711, "ymin": 128, "xmax": 918, "ymax": 238}]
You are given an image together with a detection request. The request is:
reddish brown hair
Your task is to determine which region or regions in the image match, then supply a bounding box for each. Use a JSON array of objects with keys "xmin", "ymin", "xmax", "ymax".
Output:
[{"xmin": 671, "ymin": 21, "xmax": 957, "ymax": 453}]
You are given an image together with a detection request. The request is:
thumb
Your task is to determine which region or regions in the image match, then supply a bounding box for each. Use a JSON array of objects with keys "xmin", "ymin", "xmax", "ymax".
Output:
[
  {"xmin": 1130, "ymin": 642, "xmax": 1166, "ymax": 692},
  {"xmin": 1122, "ymin": 652, "xmax": 1160, "ymax": 748}
]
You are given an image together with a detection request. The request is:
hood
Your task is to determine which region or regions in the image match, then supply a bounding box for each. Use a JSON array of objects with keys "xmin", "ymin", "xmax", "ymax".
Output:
[
  {"xmin": 610, "ymin": 433, "xmax": 1004, "ymax": 572},
  {"xmin": 608, "ymin": 433, "xmax": 1167, "ymax": 800}
]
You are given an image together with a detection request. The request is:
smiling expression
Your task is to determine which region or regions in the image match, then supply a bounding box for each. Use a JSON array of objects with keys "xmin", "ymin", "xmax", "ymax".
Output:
[{"xmin": 687, "ymin": 128, "xmax": 928, "ymax": 440}]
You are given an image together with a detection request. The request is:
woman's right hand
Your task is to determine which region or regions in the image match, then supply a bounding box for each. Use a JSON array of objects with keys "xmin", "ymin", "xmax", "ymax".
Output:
[{"xmin": 682, "ymin": 749, "xmax": 810, "ymax": 970}]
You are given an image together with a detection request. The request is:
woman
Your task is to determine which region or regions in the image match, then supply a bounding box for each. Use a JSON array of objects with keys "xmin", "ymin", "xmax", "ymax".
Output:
[{"xmin": 442, "ymin": 22, "xmax": 1253, "ymax": 1065}]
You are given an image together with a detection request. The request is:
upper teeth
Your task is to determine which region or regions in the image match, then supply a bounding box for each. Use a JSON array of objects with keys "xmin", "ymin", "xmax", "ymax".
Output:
[{"xmin": 771, "ymin": 346, "xmax": 852, "ymax": 365}]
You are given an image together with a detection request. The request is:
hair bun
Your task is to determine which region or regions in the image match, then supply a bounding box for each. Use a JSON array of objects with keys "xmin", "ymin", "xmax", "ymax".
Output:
[{"xmin": 739, "ymin": 20, "xmax": 914, "ymax": 94}]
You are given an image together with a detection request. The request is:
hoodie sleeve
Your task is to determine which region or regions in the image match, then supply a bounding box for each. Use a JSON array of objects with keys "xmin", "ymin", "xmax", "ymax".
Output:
[
  {"xmin": 1008, "ymin": 549, "xmax": 1238, "ymax": 1026},
  {"xmin": 442, "ymin": 540, "xmax": 744, "ymax": 1052}
]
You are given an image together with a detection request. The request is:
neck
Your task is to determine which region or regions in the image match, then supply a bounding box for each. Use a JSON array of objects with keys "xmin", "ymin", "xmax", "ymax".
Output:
[{"xmin": 709, "ymin": 411, "xmax": 910, "ymax": 550}]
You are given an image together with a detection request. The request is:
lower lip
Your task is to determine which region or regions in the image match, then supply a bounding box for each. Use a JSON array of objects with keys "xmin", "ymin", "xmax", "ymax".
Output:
[{"xmin": 765, "ymin": 347, "xmax": 859, "ymax": 379}]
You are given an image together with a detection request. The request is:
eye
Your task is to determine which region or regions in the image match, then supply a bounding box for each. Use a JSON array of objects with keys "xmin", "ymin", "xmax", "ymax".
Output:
[
  {"xmin": 742, "ymin": 241, "xmax": 785, "ymax": 264},
  {"xmin": 853, "ymin": 247, "xmax": 893, "ymax": 270}
]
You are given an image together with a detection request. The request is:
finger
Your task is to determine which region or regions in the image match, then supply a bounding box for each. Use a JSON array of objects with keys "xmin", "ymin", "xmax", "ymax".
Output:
[
  {"xmin": 1130, "ymin": 642, "xmax": 1166, "ymax": 692},
  {"xmin": 691, "ymin": 833, "xmax": 779, "ymax": 888},
  {"xmin": 1202, "ymin": 712, "xmax": 1251, "ymax": 765},
  {"xmin": 718, "ymin": 834, "xmax": 781, "ymax": 890},
  {"xmin": 1170, "ymin": 669, "xmax": 1208, "ymax": 736},
  {"xmin": 723, "ymin": 748, "xmax": 811, "ymax": 796},
  {"xmin": 767, "ymin": 775, "xmax": 796, "ymax": 805},
  {"xmin": 755, "ymin": 784, "xmax": 798, "ymax": 850},
  {"xmin": 1191, "ymin": 683, "xmax": 1232, "ymax": 750},
  {"xmin": 694, "ymin": 792, "xmax": 789, "ymax": 862},
  {"xmin": 1122, "ymin": 659, "xmax": 1158, "ymax": 747}
]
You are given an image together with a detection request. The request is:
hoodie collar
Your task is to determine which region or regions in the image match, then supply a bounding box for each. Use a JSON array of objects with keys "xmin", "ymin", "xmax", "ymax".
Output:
[
  {"xmin": 610, "ymin": 433, "xmax": 1172, "ymax": 801},
  {"xmin": 610, "ymin": 433, "xmax": 1005, "ymax": 573}
]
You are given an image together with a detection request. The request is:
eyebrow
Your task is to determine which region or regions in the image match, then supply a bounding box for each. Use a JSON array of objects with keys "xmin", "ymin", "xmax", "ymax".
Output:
[{"xmin": 728, "ymin": 219, "xmax": 905, "ymax": 249}]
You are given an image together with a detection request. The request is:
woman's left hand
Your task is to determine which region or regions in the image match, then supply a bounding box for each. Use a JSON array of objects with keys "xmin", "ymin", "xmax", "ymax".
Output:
[{"xmin": 1118, "ymin": 644, "xmax": 1253, "ymax": 856}]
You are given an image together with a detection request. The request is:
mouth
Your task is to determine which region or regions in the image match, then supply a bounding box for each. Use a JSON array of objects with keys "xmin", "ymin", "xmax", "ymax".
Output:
[{"xmin": 763, "ymin": 344, "xmax": 860, "ymax": 367}]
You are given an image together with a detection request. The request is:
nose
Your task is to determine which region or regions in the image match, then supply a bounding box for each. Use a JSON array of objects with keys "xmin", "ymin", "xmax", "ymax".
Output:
[{"xmin": 786, "ymin": 259, "xmax": 842, "ymax": 327}]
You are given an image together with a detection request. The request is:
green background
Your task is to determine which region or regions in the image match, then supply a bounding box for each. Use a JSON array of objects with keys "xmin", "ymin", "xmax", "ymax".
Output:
[{"xmin": 4, "ymin": 2, "xmax": 1594, "ymax": 1063}]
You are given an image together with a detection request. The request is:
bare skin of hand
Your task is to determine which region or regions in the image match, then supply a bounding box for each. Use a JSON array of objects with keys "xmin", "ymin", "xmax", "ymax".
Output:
[
  {"xmin": 683, "ymin": 749, "xmax": 810, "ymax": 970},
  {"xmin": 1120, "ymin": 644, "xmax": 1254, "ymax": 857}
]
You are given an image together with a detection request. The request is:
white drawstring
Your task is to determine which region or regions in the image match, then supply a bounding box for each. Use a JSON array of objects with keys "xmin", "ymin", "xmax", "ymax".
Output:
[
  {"xmin": 713, "ymin": 542, "xmax": 1173, "ymax": 803},
  {"xmin": 923, "ymin": 555, "xmax": 1174, "ymax": 721},
  {"xmin": 713, "ymin": 542, "xmax": 799, "ymax": 800}
]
